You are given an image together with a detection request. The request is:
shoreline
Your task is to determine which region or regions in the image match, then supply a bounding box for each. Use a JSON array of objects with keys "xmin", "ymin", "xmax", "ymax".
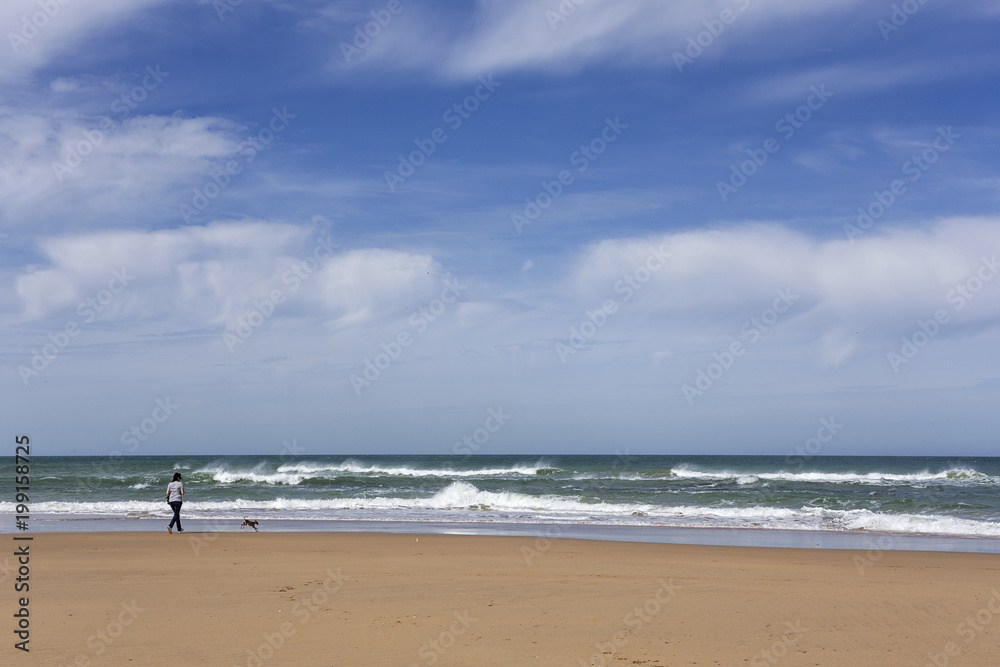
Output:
[
  {"xmin": 7, "ymin": 515, "xmax": 1000, "ymax": 553},
  {"xmin": 12, "ymin": 532, "xmax": 1000, "ymax": 666}
]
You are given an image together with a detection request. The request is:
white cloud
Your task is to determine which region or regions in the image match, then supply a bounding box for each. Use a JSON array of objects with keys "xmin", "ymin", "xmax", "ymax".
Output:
[
  {"xmin": 11, "ymin": 222, "xmax": 451, "ymax": 332},
  {"xmin": 313, "ymin": 248, "xmax": 443, "ymax": 329},
  {"xmin": 8, "ymin": 217, "xmax": 999, "ymax": 400},
  {"xmin": 328, "ymin": 0, "xmax": 867, "ymax": 80},
  {"xmin": 0, "ymin": 109, "xmax": 244, "ymax": 224},
  {"xmin": 567, "ymin": 217, "xmax": 1000, "ymax": 363},
  {"xmin": 0, "ymin": 0, "xmax": 169, "ymax": 79},
  {"xmin": 741, "ymin": 54, "xmax": 998, "ymax": 106}
]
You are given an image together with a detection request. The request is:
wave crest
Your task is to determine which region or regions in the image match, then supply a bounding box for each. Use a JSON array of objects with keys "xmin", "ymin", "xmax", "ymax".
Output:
[
  {"xmin": 8, "ymin": 481, "xmax": 1000, "ymax": 538},
  {"xmin": 191, "ymin": 460, "xmax": 554, "ymax": 485},
  {"xmin": 669, "ymin": 466, "xmax": 998, "ymax": 486}
]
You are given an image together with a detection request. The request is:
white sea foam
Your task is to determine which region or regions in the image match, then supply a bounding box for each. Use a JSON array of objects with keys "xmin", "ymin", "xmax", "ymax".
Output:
[
  {"xmin": 669, "ymin": 466, "xmax": 997, "ymax": 485},
  {"xmin": 570, "ymin": 466, "xmax": 996, "ymax": 485},
  {"xmin": 827, "ymin": 508, "xmax": 1000, "ymax": 537},
  {"xmin": 8, "ymin": 481, "xmax": 1000, "ymax": 538},
  {"xmin": 275, "ymin": 460, "xmax": 550, "ymax": 478},
  {"xmin": 193, "ymin": 460, "xmax": 551, "ymax": 485},
  {"xmin": 204, "ymin": 469, "xmax": 310, "ymax": 485},
  {"xmin": 184, "ymin": 460, "xmax": 998, "ymax": 487}
]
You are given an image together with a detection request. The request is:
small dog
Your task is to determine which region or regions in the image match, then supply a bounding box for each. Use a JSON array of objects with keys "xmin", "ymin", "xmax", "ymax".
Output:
[{"xmin": 240, "ymin": 517, "xmax": 259, "ymax": 532}]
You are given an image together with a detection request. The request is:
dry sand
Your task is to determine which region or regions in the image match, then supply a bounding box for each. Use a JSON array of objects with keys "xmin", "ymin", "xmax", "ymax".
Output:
[{"xmin": 11, "ymin": 531, "xmax": 1000, "ymax": 666}]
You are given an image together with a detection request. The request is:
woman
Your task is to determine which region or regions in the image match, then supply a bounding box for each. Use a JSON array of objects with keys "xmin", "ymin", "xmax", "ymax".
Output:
[{"xmin": 166, "ymin": 472, "xmax": 185, "ymax": 534}]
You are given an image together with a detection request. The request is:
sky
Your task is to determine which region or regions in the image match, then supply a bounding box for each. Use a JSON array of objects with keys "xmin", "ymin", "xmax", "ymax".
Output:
[{"xmin": 2, "ymin": 0, "xmax": 999, "ymax": 457}]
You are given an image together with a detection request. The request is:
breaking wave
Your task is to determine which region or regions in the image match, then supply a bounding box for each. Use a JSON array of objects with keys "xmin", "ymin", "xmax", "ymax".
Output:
[
  {"xmin": 193, "ymin": 460, "xmax": 554, "ymax": 485},
  {"xmin": 667, "ymin": 466, "xmax": 997, "ymax": 486},
  {"xmin": 11, "ymin": 481, "xmax": 1000, "ymax": 538}
]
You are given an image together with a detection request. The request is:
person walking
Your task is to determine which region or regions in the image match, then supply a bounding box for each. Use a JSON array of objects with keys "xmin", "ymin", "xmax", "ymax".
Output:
[{"xmin": 166, "ymin": 472, "xmax": 185, "ymax": 534}]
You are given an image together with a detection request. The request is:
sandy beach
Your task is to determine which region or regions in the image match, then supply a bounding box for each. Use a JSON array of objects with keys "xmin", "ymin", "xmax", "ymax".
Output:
[{"xmin": 11, "ymin": 532, "xmax": 1000, "ymax": 666}]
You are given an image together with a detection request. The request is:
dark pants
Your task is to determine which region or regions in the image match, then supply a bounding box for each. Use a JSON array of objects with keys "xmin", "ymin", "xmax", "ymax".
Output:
[{"xmin": 168, "ymin": 501, "xmax": 183, "ymax": 531}]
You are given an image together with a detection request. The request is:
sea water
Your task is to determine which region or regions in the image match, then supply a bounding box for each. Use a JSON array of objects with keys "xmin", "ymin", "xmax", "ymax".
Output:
[{"xmin": 4, "ymin": 455, "xmax": 1000, "ymax": 543}]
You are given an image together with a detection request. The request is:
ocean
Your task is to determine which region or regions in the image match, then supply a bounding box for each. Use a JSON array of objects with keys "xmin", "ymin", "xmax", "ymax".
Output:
[{"xmin": 5, "ymin": 455, "xmax": 1000, "ymax": 545}]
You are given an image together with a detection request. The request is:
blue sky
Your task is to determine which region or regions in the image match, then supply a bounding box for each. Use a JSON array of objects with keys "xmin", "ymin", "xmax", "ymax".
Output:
[{"xmin": 2, "ymin": 0, "xmax": 999, "ymax": 456}]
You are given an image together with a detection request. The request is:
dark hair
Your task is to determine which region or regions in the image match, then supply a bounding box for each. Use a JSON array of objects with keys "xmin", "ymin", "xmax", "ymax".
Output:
[{"xmin": 173, "ymin": 473, "xmax": 182, "ymax": 482}]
